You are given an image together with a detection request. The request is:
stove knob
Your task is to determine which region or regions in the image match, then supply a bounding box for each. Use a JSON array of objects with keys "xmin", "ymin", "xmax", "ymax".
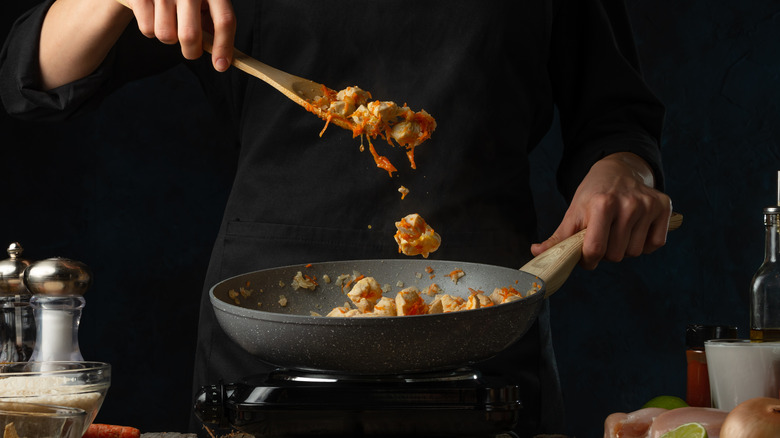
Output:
[{"xmin": 194, "ymin": 383, "xmax": 230, "ymax": 429}]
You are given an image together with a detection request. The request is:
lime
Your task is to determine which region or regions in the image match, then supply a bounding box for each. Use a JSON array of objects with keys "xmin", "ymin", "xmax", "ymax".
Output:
[
  {"xmin": 659, "ymin": 422, "xmax": 708, "ymax": 438},
  {"xmin": 642, "ymin": 395, "xmax": 689, "ymax": 410}
]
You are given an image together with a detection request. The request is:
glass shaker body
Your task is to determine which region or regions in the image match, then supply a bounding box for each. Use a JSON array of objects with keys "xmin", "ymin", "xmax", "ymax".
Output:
[
  {"xmin": 0, "ymin": 295, "xmax": 35, "ymax": 362},
  {"xmin": 750, "ymin": 206, "xmax": 780, "ymax": 341},
  {"xmin": 29, "ymin": 295, "xmax": 85, "ymax": 362}
]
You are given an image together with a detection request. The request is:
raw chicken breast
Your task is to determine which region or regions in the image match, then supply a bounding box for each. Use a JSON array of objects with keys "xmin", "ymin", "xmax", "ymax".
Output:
[
  {"xmin": 647, "ymin": 407, "xmax": 727, "ymax": 438},
  {"xmin": 603, "ymin": 408, "xmax": 667, "ymax": 438}
]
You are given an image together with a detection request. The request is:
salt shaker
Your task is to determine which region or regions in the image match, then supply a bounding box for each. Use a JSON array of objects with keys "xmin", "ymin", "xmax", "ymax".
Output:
[
  {"xmin": 0, "ymin": 243, "xmax": 36, "ymax": 362},
  {"xmin": 23, "ymin": 256, "xmax": 92, "ymax": 361}
]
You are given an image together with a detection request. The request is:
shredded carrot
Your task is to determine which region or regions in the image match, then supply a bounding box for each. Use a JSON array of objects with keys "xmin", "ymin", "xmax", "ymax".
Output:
[
  {"xmin": 367, "ymin": 137, "xmax": 397, "ymax": 177},
  {"xmin": 319, "ymin": 114, "xmax": 333, "ymax": 137},
  {"xmin": 344, "ymin": 274, "xmax": 365, "ymax": 291}
]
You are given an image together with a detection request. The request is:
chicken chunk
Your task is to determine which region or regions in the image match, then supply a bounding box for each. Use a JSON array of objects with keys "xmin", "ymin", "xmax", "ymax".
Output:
[
  {"xmin": 371, "ymin": 296, "xmax": 398, "ymax": 316},
  {"xmin": 462, "ymin": 293, "xmax": 494, "ymax": 311},
  {"xmin": 347, "ymin": 277, "xmax": 384, "ymax": 313},
  {"xmin": 395, "ymin": 287, "xmax": 428, "ymax": 316},
  {"xmin": 427, "ymin": 296, "xmax": 444, "ymax": 314},
  {"xmin": 327, "ymin": 306, "xmax": 361, "ymax": 317},
  {"xmin": 438, "ymin": 294, "xmax": 465, "ymax": 313},
  {"xmin": 490, "ymin": 287, "xmax": 524, "ymax": 305},
  {"xmin": 394, "ymin": 213, "xmax": 441, "ymax": 258}
]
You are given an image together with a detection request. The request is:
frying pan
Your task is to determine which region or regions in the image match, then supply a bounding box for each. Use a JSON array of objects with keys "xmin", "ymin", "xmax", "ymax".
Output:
[{"xmin": 210, "ymin": 213, "xmax": 682, "ymax": 374}]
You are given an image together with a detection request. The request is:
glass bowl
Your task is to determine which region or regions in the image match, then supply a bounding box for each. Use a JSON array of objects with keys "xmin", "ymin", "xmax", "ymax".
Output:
[
  {"xmin": 0, "ymin": 362, "xmax": 110, "ymax": 435},
  {"xmin": 0, "ymin": 401, "xmax": 86, "ymax": 438}
]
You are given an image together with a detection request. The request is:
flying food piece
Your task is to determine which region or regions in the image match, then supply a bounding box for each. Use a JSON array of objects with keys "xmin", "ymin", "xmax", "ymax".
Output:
[
  {"xmin": 394, "ymin": 213, "xmax": 441, "ymax": 258},
  {"xmin": 305, "ymin": 86, "xmax": 436, "ymax": 177}
]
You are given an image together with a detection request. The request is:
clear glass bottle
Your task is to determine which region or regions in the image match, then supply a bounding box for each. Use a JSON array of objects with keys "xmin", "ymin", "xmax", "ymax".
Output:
[{"xmin": 750, "ymin": 206, "xmax": 780, "ymax": 342}]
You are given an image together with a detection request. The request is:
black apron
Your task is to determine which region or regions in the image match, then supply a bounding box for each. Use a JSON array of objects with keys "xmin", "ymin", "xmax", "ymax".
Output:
[{"xmin": 190, "ymin": 1, "xmax": 561, "ymax": 435}]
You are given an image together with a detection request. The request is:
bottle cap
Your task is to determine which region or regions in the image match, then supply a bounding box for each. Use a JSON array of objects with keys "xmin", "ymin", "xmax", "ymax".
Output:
[
  {"xmin": 686, "ymin": 324, "xmax": 738, "ymax": 349},
  {"xmin": 765, "ymin": 207, "xmax": 780, "ymax": 226}
]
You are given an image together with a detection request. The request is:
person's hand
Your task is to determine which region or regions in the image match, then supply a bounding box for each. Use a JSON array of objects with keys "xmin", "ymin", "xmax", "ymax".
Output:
[
  {"xmin": 127, "ymin": 0, "xmax": 236, "ymax": 72},
  {"xmin": 530, "ymin": 152, "xmax": 673, "ymax": 270}
]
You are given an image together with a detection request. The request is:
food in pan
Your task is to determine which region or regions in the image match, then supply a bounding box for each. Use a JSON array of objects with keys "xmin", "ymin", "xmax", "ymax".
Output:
[
  {"xmin": 291, "ymin": 271, "xmax": 318, "ymax": 290},
  {"xmin": 394, "ymin": 213, "xmax": 441, "ymax": 258},
  {"xmin": 305, "ymin": 85, "xmax": 436, "ymax": 176},
  {"xmin": 327, "ymin": 276, "xmax": 535, "ymax": 317},
  {"xmin": 346, "ymin": 277, "xmax": 384, "ymax": 313}
]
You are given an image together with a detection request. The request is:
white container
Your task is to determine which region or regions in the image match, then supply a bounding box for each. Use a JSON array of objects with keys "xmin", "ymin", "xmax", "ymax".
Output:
[{"xmin": 705, "ymin": 339, "xmax": 780, "ymax": 411}]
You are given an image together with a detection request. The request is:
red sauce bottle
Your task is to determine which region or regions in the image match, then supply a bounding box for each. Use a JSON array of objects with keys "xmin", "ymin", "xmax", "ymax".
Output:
[{"xmin": 685, "ymin": 324, "xmax": 737, "ymax": 407}]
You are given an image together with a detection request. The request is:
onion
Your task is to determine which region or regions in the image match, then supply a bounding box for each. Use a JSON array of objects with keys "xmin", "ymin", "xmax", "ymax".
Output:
[{"xmin": 720, "ymin": 397, "xmax": 780, "ymax": 438}]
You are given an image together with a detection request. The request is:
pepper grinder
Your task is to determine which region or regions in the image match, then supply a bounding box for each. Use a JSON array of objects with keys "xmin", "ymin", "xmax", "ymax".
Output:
[
  {"xmin": 0, "ymin": 243, "xmax": 35, "ymax": 362},
  {"xmin": 23, "ymin": 256, "xmax": 91, "ymax": 362}
]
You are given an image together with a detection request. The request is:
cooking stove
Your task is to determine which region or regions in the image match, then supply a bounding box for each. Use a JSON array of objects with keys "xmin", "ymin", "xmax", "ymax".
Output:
[{"xmin": 195, "ymin": 367, "xmax": 526, "ymax": 437}]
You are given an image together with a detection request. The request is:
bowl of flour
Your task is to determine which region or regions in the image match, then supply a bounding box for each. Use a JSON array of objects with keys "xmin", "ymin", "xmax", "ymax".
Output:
[{"xmin": 0, "ymin": 362, "xmax": 109, "ymax": 436}]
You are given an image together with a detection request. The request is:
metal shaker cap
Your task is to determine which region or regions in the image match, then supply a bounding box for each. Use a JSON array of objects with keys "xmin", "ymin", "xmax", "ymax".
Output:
[
  {"xmin": 23, "ymin": 257, "xmax": 92, "ymax": 296},
  {"xmin": 0, "ymin": 243, "xmax": 31, "ymax": 296}
]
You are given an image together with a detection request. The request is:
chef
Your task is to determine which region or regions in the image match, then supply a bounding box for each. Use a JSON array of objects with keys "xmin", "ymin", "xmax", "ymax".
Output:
[{"xmin": 0, "ymin": 0, "xmax": 673, "ymax": 435}]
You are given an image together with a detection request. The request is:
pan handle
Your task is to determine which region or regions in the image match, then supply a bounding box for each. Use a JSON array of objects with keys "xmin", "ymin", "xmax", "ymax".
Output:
[{"xmin": 520, "ymin": 212, "xmax": 683, "ymax": 297}]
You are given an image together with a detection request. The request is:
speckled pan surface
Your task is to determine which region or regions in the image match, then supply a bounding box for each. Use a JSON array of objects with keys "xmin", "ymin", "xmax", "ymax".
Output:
[{"xmin": 210, "ymin": 259, "xmax": 546, "ymax": 374}]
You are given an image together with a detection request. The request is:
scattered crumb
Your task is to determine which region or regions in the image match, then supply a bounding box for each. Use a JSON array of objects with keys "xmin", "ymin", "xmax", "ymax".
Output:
[
  {"xmin": 396, "ymin": 280, "xmax": 404, "ymax": 287},
  {"xmin": 448, "ymin": 269, "xmax": 465, "ymax": 284},
  {"xmin": 278, "ymin": 295, "xmax": 288, "ymax": 306},
  {"xmin": 291, "ymin": 271, "xmax": 318, "ymax": 290},
  {"xmin": 323, "ymin": 274, "xmax": 331, "ymax": 284},
  {"xmin": 424, "ymin": 283, "xmax": 441, "ymax": 296}
]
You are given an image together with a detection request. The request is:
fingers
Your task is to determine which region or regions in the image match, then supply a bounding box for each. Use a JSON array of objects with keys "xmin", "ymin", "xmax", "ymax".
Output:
[
  {"xmin": 532, "ymin": 194, "xmax": 673, "ymax": 271},
  {"xmin": 129, "ymin": 0, "xmax": 155, "ymax": 38},
  {"xmin": 579, "ymin": 195, "xmax": 673, "ymax": 270},
  {"xmin": 126, "ymin": 0, "xmax": 235, "ymax": 71},
  {"xmin": 177, "ymin": 0, "xmax": 203, "ymax": 59},
  {"xmin": 207, "ymin": 0, "xmax": 236, "ymax": 71},
  {"xmin": 154, "ymin": 0, "xmax": 178, "ymax": 45}
]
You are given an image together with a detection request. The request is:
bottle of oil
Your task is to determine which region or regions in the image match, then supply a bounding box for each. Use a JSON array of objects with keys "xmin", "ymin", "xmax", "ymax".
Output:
[{"xmin": 750, "ymin": 206, "xmax": 780, "ymax": 342}]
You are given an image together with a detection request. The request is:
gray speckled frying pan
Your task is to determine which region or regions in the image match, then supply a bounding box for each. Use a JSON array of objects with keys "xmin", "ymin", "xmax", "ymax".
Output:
[{"xmin": 209, "ymin": 213, "xmax": 682, "ymax": 374}]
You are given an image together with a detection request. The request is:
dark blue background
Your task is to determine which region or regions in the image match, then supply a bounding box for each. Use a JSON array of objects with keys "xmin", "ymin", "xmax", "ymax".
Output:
[{"xmin": 1, "ymin": 1, "xmax": 778, "ymax": 436}]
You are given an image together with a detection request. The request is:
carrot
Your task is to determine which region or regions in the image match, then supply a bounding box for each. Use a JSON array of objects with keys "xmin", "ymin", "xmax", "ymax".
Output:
[{"xmin": 83, "ymin": 423, "xmax": 140, "ymax": 438}]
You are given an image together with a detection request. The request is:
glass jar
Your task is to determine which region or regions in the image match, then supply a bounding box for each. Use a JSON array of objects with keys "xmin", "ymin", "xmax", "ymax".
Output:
[{"xmin": 685, "ymin": 324, "xmax": 737, "ymax": 407}]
